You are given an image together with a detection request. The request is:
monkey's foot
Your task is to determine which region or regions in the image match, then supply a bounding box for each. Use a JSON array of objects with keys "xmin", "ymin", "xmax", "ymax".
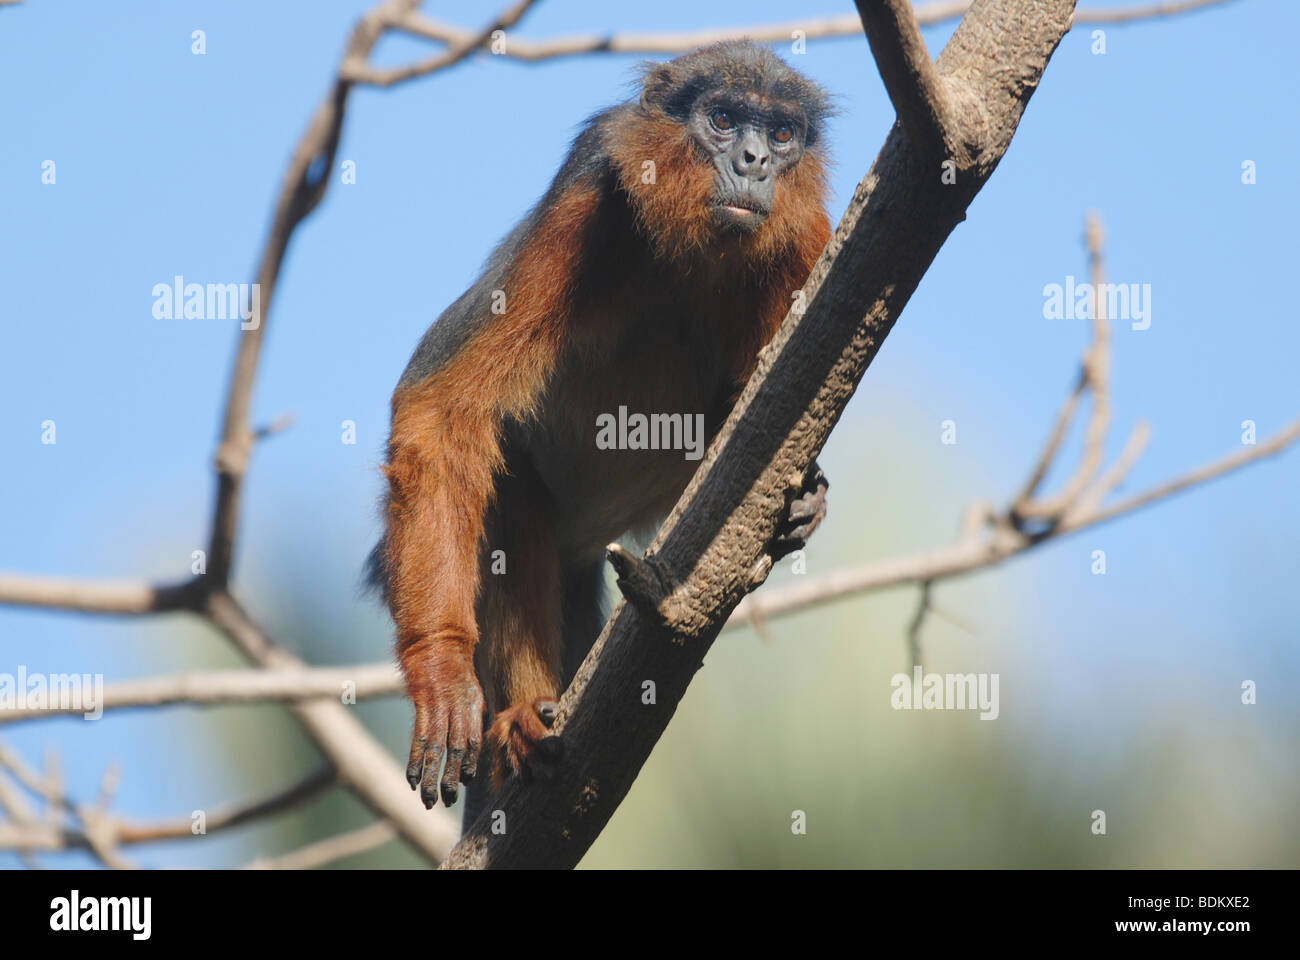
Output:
[
  {"xmin": 486, "ymin": 698, "xmax": 562, "ymax": 788},
  {"xmin": 771, "ymin": 462, "xmax": 829, "ymax": 557}
]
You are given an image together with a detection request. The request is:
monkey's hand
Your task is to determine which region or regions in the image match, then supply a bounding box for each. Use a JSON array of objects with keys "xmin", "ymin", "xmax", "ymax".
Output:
[
  {"xmin": 486, "ymin": 698, "xmax": 562, "ymax": 789},
  {"xmin": 771, "ymin": 461, "xmax": 829, "ymax": 558},
  {"xmin": 403, "ymin": 642, "xmax": 485, "ymax": 809}
]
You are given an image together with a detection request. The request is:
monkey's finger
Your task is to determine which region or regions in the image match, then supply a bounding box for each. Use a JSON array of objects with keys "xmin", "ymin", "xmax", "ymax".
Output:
[
  {"xmin": 461, "ymin": 704, "xmax": 484, "ymax": 784},
  {"xmin": 405, "ymin": 699, "xmax": 432, "ymax": 789},
  {"xmin": 405, "ymin": 735, "xmax": 428, "ymax": 791},
  {"xmin": 419, "ymin": 711, "xmax": 449, "ymax": 809},
  {"xmin": 440, "ymin": 709, "xmax": 469, "ymax": 806}
]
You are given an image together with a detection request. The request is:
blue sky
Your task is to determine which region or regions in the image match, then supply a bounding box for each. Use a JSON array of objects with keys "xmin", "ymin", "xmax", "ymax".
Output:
[{"xmin": 1, "ymin": 0, "xmax": 1296, "ymax": 867}]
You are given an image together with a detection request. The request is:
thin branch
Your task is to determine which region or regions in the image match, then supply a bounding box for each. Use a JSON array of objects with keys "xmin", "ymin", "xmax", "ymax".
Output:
[
  {"xmin": 1063, "ymin": 417, "xmax": 1300, "ymax": 531},
  {"xmin": 201, "ymin": 592, "xmax": 459, "ymax": 863},
  {"xmin": 727, "ymin": 213, "xmax": 1297, "ymax": 636},
  {"xmin": 731, "ymin": 418, "xmax": 1300, "ymax": 627},
  {"xmin": 906, "ymin": 581, "xmax": 932, "ymax": 667},
  {"xmin": 0, "ymin": 575, "xmax": 200, "ymax": 614},
  {"xmin": 1013, "ymin": 212, "xmax": 1112, "ymax": 522},
  {"xmin": 0, "ymin": 754, "xmax": 335, "ymax": 859},
  {"xmin": 244, "ymin": 820, "xmax": 398, "ymax": 870},
  {"xmin": 1065, "ymin": 419, "xmax": 1151, "ymax": 522},
  {"xmin": 114, "ymin": 768, "xmax": 336, "ymax": 845},
  {"xmin": 344, "ymin": 0, "xmax": 540, "ymax": 87},
  {"xmin": 0, "ymin": 664, "xmax": 402, "ymax": 726},
  {"xmin": 392, "ymin": 0, "xmax": 1236, "ymax": 63},
  {"xmin": 205, "ymin": 0, "xmax": 425, "ymax": 588}
]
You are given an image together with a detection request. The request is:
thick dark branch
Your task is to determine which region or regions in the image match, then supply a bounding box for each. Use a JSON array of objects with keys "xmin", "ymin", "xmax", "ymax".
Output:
[{"xmin": 445, "ymin": 0, "xmax": 1078, "ymax": 870}]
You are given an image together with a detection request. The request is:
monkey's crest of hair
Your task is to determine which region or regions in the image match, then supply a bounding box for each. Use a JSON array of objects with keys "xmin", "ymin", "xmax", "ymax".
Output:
[{"xmin": 607, "ymin": 39, "xmax": 833, "ymax": 266}]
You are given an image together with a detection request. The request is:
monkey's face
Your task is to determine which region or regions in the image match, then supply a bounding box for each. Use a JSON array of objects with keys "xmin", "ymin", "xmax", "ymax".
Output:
[
  {"xmin": 616, "ymin": 42, "xmax": 831, "ymax": 263},
  {"xmin": 687, "ymin": 96, "xmax": 807, "ymax": 235}
]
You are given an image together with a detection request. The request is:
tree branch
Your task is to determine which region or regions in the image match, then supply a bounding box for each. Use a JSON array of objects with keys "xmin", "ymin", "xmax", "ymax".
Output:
[
  {"xmin": 392, "ymin": 0, "xmax": 1235, "ymax": 63},
  {"xmin": 244, "ymin": 820, "xmax": 398, "ymax": 869},
  {"xmin": 0, "ymin": 664, "xmax": 402, "ymax": 726},
  {"xmin": 0, "ymin": 764, "xmax": 336, "ymax": 857},
  {"xmin": 729, "ymin": 417, "xmax": 1300, "ymax": 627},
  {"xmin": 0, "ymin": 575, "xmax": 200, "ymax": 614},
  {"xmin": 854, "ymin": 0, "xmax": 953, "ymax": 159}
]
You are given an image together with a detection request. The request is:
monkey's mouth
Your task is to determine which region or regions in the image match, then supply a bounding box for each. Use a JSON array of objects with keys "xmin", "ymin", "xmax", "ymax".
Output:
[{"xmin": 711, "ymin": 200, "xmax": 769, "ymax": 233}]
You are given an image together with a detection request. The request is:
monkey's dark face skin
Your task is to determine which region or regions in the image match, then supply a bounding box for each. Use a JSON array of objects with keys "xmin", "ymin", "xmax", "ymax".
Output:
[{"xmin": 688, "ymin": 94, "xmax": 807, "ymax": 234}]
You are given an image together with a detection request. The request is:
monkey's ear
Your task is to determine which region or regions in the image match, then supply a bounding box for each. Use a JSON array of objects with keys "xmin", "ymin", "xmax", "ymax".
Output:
[{"xmin": 639, "ymin": 63, "xmax": 679, "ymax": 113}]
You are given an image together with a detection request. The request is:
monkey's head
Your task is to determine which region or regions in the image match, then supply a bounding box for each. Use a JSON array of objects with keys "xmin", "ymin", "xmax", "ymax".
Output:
[{"xmin": 609, "ymin": 40, "xmax": 833, "ymax": 265}]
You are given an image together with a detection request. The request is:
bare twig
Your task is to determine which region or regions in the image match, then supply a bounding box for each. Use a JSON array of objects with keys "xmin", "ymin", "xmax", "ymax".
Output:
[
  {"xmin": 906, "ymin": 581, "xmax": 932, "ymax": 667},
  {"xmin": 731, "ymin": 418, "xmax": 1300, "ymax": 627},
  {"xmin": 344, "ymin": 0, "xmax": 540, "ymax": 87},
  {"xmin": 201, "ymin": 591, "xmax": 459, "ymax": 863},
  {"xmin": 0, "ymin": 575, "xmax": 200, "ymax": 614},
  {"xmin": 0, "ymin": 751, "xmax": 335, "ymax": 864},
  {"xmin": 244, "ymin": 820, "xmax": 398, "ymax": 870},
  {"xmin": 1012, "ymin": 213, "xmax": 1111, "ymax": 522},
  {"xmin": 393, "ymin": 1, "xmax": 1235, "ymax": 63},
  {"xmin": 0, "ymin": 664, "xmax": 402, "ymax": 726}
]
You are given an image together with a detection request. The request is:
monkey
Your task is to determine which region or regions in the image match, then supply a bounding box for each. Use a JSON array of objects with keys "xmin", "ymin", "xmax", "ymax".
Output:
[{"xmin": 369, "ymin": 40, "xmax": 833, "ymax": 816}]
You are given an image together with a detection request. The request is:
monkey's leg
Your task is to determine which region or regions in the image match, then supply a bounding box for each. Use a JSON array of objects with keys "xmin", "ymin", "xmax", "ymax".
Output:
[
  {"xmin": 477, "ymin": 461, "xmax": 565, "ymax": 788},
  {"xmin": 559, "ymin": 560, "xmax": 609, "ymax": 689}
]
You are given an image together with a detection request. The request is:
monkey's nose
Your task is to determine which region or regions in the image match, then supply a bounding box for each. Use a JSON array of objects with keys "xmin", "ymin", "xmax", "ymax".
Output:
[{"xmin": 733, "ymin": 135, "xmax": 770, "ymax": 180}]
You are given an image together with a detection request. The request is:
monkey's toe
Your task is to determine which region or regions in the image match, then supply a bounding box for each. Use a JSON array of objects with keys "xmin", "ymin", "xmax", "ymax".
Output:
[{"xmin": 487, "ymin": 698, "xmax": 563, "ymax": 788}]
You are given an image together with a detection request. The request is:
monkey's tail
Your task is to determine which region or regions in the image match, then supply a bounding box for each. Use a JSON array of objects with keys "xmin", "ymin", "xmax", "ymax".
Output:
[{"xmin": 359, "ymin": 537, "xmax": 389, "ymax": 604}]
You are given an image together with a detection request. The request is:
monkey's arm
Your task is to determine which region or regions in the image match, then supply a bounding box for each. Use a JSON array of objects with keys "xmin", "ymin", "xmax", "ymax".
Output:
[
  {"xmin": 384, "ymin": 379, "xmax": 498, "ymax": 809},
  {"xmin": 383, "ymin": 171, "xmax": 608, "ymax": 808}
]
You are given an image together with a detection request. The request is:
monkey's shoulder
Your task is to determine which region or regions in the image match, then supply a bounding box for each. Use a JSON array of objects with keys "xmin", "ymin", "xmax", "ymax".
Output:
[{"xmin": 395, "ymin": 107, "xmax": 632, "ymax": 393}]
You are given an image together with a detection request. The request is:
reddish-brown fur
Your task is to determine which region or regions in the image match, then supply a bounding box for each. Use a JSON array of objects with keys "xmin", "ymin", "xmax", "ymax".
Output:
[{"xmin": 383, "ymin": 62, "xmax": 830, "ymax": 802}]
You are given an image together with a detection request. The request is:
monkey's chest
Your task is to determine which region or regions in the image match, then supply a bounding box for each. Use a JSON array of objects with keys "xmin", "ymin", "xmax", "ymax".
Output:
[{"xmin": 520, "ymin": 311, "xmax": 737, "ymax": 564}]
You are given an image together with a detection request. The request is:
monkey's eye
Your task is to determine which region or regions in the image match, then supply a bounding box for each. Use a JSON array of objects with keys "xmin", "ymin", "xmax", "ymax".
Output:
[
  {"xmin": 772, "ymin": 123, "xmax": 794, "ymax": 144},
  {"xmin": 709, "ymin": 108, "xmax": 734, "ymax": 132}
]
